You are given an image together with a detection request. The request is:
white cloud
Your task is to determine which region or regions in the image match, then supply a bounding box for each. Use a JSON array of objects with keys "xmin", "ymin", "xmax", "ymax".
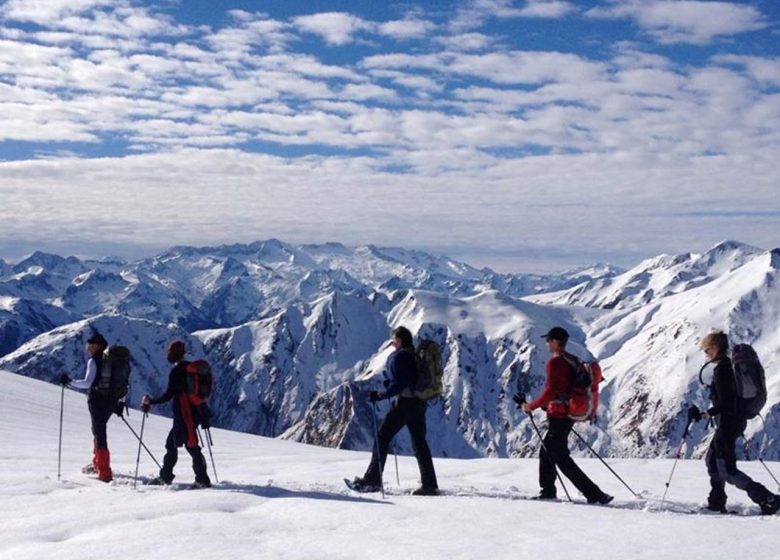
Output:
[
  {"xmin": 292, "ymin": 12, "xmax": 371, "ymax": 46},
  {"xmin": 1, "ymin": 149, "xmax": 777, "ymax": 271},
  {"xmin": 449, "ymin": 0, "xmax": 575, "ymax": 32},
  {"xmin": 435, "ymin": 33, "xmax": 497, "ymax": 52},
  {"xmin": 378, "ymin": 17, "xmax": 436, "ymax": 39},
  {"xmin": 587, "ymin": 1, "xmax": 767, "ymax": 45},
  {"xmin": 518, "ymin": 1, "xmax": 576, "ymax": 19},
  {"xmin": 3, "ymin": 0, "xmax": 117, "ymax": 25},
  {"xmin": 712, "ymin": 55, "xmax": 780, "ymax": 87},
  {"xmin": 0, "ymin": 3, "xmax": 777, "ymax": 269},
  {"xmin": 339, "ymin": 83, "xmax": 398, "ymax": 102}
]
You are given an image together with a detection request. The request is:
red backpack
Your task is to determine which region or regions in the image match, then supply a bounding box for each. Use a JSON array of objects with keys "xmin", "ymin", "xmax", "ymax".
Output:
[
  {"xmin": 185, "ymin": 360, "xmax": 214, "ymax": 405},
  {"xmin": 561, "ymin": 354, "xmax": 602, "ymax": 422}
]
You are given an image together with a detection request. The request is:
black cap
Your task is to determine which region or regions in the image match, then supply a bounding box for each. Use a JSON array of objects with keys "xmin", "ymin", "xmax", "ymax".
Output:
[
  {"xmin": 86, "ymin": 333, "xmax": 108, "ymax": 346},
  {"xmin": 541, "ymin": 326, "xmax": 569, "ymax": 342}
]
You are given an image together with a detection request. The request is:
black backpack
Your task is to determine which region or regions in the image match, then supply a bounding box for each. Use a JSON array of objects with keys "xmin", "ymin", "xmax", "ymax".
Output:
[
  {"xmin": 731, "ymin": 344, "xmax": 767, "ymax": 419},
  {"xmin": 95, "ymin": 345, "xmax": 131, "ymax": 402}
]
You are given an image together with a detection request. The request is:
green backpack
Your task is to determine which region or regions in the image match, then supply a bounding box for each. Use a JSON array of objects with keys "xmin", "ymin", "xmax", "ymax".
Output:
[{"xmin": 412, "ymin": 340, "xmax": 444, "ymax": 400}]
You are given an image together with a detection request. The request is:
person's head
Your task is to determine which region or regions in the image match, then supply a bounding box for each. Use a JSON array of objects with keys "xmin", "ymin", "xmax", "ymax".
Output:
[
  {"xmin": 85, "ymin": 333, "xmax": 108, "ymax": 357},
  {"xmin": 541, "ymin": 326, "xmax": 569, "ymax": 353},
  {"xmin": 167, "ymin": 340, "xmax": 186, "ymax": 364},
  {"xmin": 700, "ymin": 331, "xmax": 728, "ymax": 360},
  {"xmin": 390, "ymin": 326, "xmax": 414, "ymax": 350}
]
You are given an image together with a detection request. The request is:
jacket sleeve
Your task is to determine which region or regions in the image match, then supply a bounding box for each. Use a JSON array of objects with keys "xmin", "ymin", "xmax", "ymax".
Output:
[
  {"xmin": 149, "ymin": 364, "xmax": 186, "ymax": 405},
  {"xmin": 527, "ymin": 359, "xmax": 561, "ymax": 411},
  {"xmin": 708, "ymin": 359, "xmax": 737, "ymax": 417},
  {"xmin": 384, "ymin": 351, "xmax": 417, "ymax": 398},
  {"xmin": 69, "ymin": 358, "xmax": 97, "ymax": 390}
]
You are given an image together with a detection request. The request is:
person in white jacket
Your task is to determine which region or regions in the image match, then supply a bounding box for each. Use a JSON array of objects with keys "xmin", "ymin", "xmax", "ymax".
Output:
[{"xmin": 60, "ymin": 333, "xmax": 116, "ymax": 482}]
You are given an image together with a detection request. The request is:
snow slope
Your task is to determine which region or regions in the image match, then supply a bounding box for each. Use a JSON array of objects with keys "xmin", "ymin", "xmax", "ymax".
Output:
[{"xmin": 2, "ymin": 370, "xmax": 779, "ymax": 560}]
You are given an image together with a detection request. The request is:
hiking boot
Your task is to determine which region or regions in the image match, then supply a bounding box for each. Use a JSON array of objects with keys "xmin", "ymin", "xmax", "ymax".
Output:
[
  {"xmin": 412, "ymin": 486, "xmax": 439, "ymax": 496},
  {"xmin": 147, "ymin": 477, "xmax": 173, "ymax": 486},
  {"xmin": 588, "ymin": 493, "xmax": 614, "ymax": 505},
  {"xmin": 348, "ymin": 477, "xmax": 381, "ymax": 493},
  {"xmin": 190, "ymin": 481, "xmax": 212, "ymax": 490},
  {"xmin": 704, "ymin": 503, "xmax": 728, "ymax": 514},
  {"xmin": 533, "ymin": 491, "xmax": 557, "ymax": 500},
  {"xmin": 760, "ymin": 494, "xmax": 780, "ymax": 515}
]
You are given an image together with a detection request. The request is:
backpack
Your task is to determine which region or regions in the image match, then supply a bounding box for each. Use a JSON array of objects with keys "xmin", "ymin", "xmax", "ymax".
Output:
[
  {"xmin": 731, "ymin": 344, "xmax": 767, "ymax": 419},
  {"xmin": 561, "ymin": 354, "xmax": 602, "ymax": 422},
  {"xmin": 95, "ymin": 345, "xmax": 131, "ymax": 402},
  {"xmin": 412, "ymin": 340, "xmax": 444, "ymax": 400},
  {"xmin": 185, "ymin": 359, "xmax": 214, "ymax": 406}
]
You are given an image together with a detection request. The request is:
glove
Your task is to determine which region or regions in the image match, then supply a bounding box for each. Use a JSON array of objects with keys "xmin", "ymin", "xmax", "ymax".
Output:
[
  {"xmin": 688, "ymin": 405, "xmax": 702, "ymax": 422},
  {"xmin": 200, "ymin": 405, "xmax": 211, "ymax": 429},
  {"xmin": 59, "ymin": 373, "xmax": 71, "ymax": 386},
  {"xmin": 114, "ymin": 401, "xmax": 126, "ymax": 417},
  {"xmin": 511, "ymin": 392, "xmax": 526, "ymax": 408},
  {"xmin": 369, "ymin": 390, "xmax": 384, "ymax": 403}
]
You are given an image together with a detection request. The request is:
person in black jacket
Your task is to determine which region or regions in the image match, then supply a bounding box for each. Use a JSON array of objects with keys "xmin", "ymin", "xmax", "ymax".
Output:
[
  {"xmin": 699, "ymin": 331, "xmax": 779, "ymax": 514},
  {"xmin": 60, "ymin": 332, "xmax": 116, "ymax": 482},
  {"xmin": 350, "ymin": 326, "xmax": 438, "ymax": 495},
  {"xmin": 141, "ymin": 341, "xmax": 211, "ymax": 489}
]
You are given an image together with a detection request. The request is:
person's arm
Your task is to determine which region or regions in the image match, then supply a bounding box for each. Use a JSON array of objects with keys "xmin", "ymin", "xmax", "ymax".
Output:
[
  {"xmin": 147, "ymin": 365, "xmax": 185, "ymax": 405},
  {"xmin": 526, "ymin": 360, "xmax": 557, "ymax": 411},
  {"xmin": 707, "ymin": 360, "xmax": 735, "ymax": 417},
  {"xmin": 383, "ymin": 351, "xmax": 416, "ymax": 399},
  {"xmin": 68, "ymin": 358, "xmax": 97, "ymax": 390}
]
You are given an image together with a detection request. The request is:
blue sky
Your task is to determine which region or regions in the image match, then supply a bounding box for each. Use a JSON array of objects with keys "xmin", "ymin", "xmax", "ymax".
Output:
[{"xmin": 0, "ymin": 0, "xmax": 778, "ymax": 272}]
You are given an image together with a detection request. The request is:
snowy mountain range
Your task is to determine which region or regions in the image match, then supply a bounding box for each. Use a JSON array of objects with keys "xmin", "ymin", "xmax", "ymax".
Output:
[{"xmin": 1, "ymin": 239, "xmax": 779, "ymax": 460}]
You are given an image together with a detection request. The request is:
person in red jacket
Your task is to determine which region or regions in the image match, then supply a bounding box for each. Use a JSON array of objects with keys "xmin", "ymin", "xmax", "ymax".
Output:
[
  {"xmin": 522, "ymin": 326, "xmax": 612, "ymax": 504},
  {"xmin": 141, "ymin": 341, "xmax": 211, "ymax": 489}
]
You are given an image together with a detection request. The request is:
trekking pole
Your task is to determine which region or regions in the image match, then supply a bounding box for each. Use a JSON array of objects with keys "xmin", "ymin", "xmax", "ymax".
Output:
[
  {"xmin": 661, "ymin": 406, "xmax": 699, "ymax": 506},
  {"xmin": 200, "ymin": 427, "xmax": 219, "ymax": 484},
  {"xmin": 121, "ymin": 416, "xmax": 161, "ymax": 469},
  {"xmin": 57, "ymin": 383, "xmax": 65, "ymax": 481},
  {"xmin": 133, "ymin": 412, "xmax": 147, "ymax": 489},
  {"xmin": 394, "ymin": 450, "xmax": 400, "ymax": 486},
  {"xmin": 756, "ymin": 414, "xmax": 780, "ymax": 489},
  {"xmin": 571, "ymin": 428, "xmax": 639, "ymax": 497},
  {"xmin": 370, "ymin": 402, "xmax": 386, "ymax": 499}
]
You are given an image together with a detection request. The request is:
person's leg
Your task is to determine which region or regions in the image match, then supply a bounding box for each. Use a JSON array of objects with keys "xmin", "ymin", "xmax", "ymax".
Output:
[
  {"xmin": 158, "ymin": 428, "xmax": 179, "ymax": 483},
  {"xmin": 361, "ymin": 400, "xmax": 408, "ymax": 485},
  {"xmin": 185, "ymin": 445, "xmax": 211, "ymax": 487},
  {"xmin": 90, "ymin": 399, "xmax": 113, "ymax": 482},
  {"xmin": 407, "ymin": 399, "xmax": 438, "ymax": 491},
  {"xmin": 705, "ymin": 438, "xmax": 727, "ymax": 511},
  {"xmin": 545, "ymin": 418, "xmax": 606, "ymax": 502},
  {"xmin": 713, "ymin": 422, "xmax": 777, "ymax": 511}
]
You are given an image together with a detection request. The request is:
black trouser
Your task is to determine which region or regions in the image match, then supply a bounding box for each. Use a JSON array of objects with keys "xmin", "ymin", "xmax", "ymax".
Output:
[
  {"xmin": 705, "ymin": 416, "xmax": 771, "ymax": 508},
  {"xmin": 88, "ymin": 396, "xmax": 114, "ymax": 450},
  {"xmin": 159, "ymin": 427, "xmax": 210, "ymax": 484},
  {"xmin": 539, "ymin": 417, "xmax": 604, "ymax": 501},
  {"xmin": 363, "ymin": 397, "xmax": 438, "ymax": 489}
]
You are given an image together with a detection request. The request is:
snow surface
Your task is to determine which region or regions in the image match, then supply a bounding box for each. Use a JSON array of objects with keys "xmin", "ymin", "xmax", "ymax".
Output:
[{"xmin": 2, "ymin": 370, "xmax": 779, "ymax": 560}]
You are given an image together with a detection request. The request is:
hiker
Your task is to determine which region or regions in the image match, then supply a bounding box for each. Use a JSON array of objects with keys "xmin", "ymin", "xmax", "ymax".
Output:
[
  {"xmin": 521, "ymin": 326, "xmax": 613, "ymax": 504},
  {"xmin": 350, "ymin": 326, "xmax": 439, "ymax": 495},
  {"xmin": 696, "ymin": 331, "xmax": 779, "ymax": 514},
  {"xmin": 141, "ymin": 340, "xmax": 211, "ymax": 489},
  {"xmin": 59, "ymin": 332, "xmax": 119, "ymax": 483}
]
